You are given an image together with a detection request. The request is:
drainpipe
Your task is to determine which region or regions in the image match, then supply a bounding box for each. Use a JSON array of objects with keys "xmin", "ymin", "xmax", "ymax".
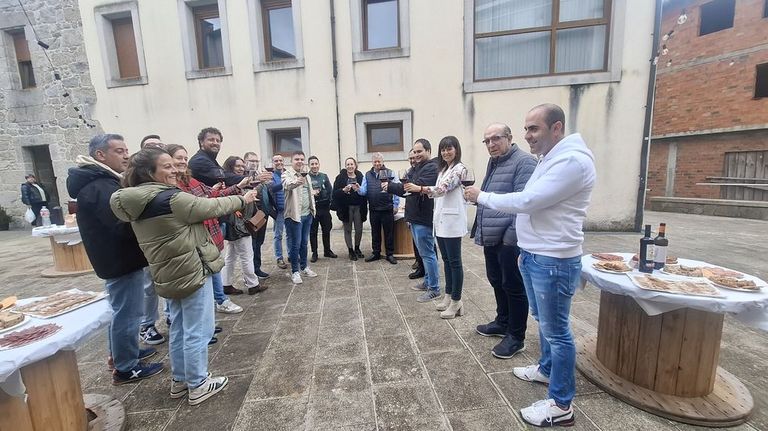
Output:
[
  {"xmin": 329, "ymin": 0, "xmax": 343, "ymax": 170},
  {"xmin": 635, "ymin": 0, "xmax": 663, "ymax": 232}
]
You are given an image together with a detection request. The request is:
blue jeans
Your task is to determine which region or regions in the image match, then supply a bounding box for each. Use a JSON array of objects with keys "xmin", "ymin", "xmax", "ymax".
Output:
[
  {"xmin": 211, "ymin": 271, "xmax": 227, "ymax": 305},
  {"xmin": 411, "ymin": 224, "xmax": 439, "ymax": 292},
  {"xmin": 168, "ymin": 277, "xmax": 215, "ymax": 388},
  {"xmin": 285, "ymin": 214, "xmax": 312, "ymax": 273},
  {"xmin": 141, "ymin": 267, "xmax": 158, "ymax": 329},
  {"xmin": 519, "ymin": 250, "xmax": 580, "ymax": 407},
  {"xmin": 104, "ymin": 268, "xmax": 145, "ymax": 372},
  {"xmin": 436, "ymin": 236, "xmax": 463, "ymax": 300},
  {"xmin": 273, "ymin": 210, "xmax": 293, "ymax": 260}
]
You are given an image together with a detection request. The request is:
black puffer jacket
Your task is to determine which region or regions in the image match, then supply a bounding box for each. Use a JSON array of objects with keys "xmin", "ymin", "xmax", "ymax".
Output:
[
  {"xmin": 332, "ymin": 170, "xmax": 367, "ymax": 223},
  {"xmin": 66, "ymin": 165, "xmax": 148, "ymax": 279}
]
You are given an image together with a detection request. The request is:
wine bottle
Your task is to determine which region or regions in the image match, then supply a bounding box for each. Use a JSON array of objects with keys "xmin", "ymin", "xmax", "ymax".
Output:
[
  {"xmin": 639, "ymin": 224, "xmax": 655, "ymax": 273},
  {"xmin": 653, "ymin": 223, "xmax": 668, "ymax": 269}
]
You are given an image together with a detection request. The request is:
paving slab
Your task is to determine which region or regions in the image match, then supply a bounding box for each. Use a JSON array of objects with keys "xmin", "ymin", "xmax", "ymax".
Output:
[
  {"xmin": 233, "ymin": 396, "xmax": 308, "ymax": 431},
  {"xmin": 445, "ymin": 406, "xmax": 524, "ymax": 431},
  {"xmin": 367, "ymin": 334, "xmax": 425, "ymax": 384},
  {"xmin": 372, "ymin": 382, "xmax": 448, "ymax": 430},
  {"xmin": 164, "ymin": 375, "xmax": 253, "ymax": 430}
]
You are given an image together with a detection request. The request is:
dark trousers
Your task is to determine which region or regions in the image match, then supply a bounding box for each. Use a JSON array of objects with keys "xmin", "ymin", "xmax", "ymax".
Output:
[
  {"xmin": 436, "ymin": 236, "xmax": 463, "ymax": 300},
  {"xmin": 483, "ymin": 244, "xmax": 528, "ymax": 341},
  {"xmin": 370, "ymin": 209, "xmax": 395, "ymax": 256},
  {"xmin": 310, "ymin": 205, "xmax": 333, "ymax": 254},
  {"xmin": 251, "ymin": 221, "xmax": 268, "ymax": 272},
  {"xmin": 31, "ymin": 202, "xmax": 46, "ymax": 226}
]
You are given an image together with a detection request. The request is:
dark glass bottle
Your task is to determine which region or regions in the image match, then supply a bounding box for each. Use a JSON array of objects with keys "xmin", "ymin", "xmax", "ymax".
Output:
[
  {"xmin": 653, "ymin": 223, "xmax": 669, "ymax": 269},
  {"xmin": 639, "ymin": 224, "xmax": 655, "ymax": 273}
]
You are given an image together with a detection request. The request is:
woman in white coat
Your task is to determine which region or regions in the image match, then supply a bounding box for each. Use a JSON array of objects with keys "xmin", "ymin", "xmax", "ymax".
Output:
[{"xmin": 424, "ymin": 136, "xmax": 468, "ymax": 319}]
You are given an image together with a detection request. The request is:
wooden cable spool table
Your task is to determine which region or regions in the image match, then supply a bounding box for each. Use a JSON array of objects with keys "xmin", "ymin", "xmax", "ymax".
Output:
[
  {"xmin": 32, "ymin": 226, "xmax": 94, "ymax": 278},
  {"xmin": 577, "ymin": 254, "xmax": 767, "ymax": 427},
  {"xmin": 378, "ymin": 211, "xmax": 414, "ymax": 258}
]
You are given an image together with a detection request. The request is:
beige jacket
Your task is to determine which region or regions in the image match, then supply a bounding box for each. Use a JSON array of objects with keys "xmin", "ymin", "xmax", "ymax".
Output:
[{"xmin": 282, "ymin": 167, "xmax": 316, "ymax": 222}]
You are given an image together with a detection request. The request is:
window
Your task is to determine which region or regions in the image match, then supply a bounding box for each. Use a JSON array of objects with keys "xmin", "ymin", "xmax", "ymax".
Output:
[
  {"xmin": 363, "ymin": 0, "xmax": 399, "ymax": 50},
  {"xmin": 699, "ymin": 0, "xmax": 735, "ymax": 36},
  {"xmin": 9, "ymin": 29, "xmax": 35, "ymax": 89},
  {"xmin": 272, "ymin": 129, "xmax": 302, "ymax": 156},
  {"xmin": 473, "ymin": 0, "xmax": 610, "ymax": 81},
  {"xmin": 764, "ymin": 0, "xmax": 768, "ymax": 18},
  {"xmin": 111, "ymin": 18, "xmax": 140, "ymax": 79},
  {"xmin": 261, "ymin": 0, "xmax": 296, "ymax": 61},
  {"xmin": 193, "ymin": 5, "xmax": 225, "ymax": 69},
  {"xmin": 756, "ymin": 63, "xmax": 768, "ymax": 98},
  {"xmin": 94, "ymin": 2, "xmax": 148, "ymax": 88},
  {"xmin": 258, "ymin": 118, "xmax": 310, "ymax": 158},
  {"xmin": 178, "ymin": 0, "xmax": 232, "ymax": 79},
  {"xmin": 350, "ymin": 0, "xmax": 410, "ymax": 62},
  {"xmin": 366, "ymin": 122, "xmax": 403, "ymax": 153},
  {"xmin": 355, "ymin": 110, "xmax": 412, "ymax": 161}
]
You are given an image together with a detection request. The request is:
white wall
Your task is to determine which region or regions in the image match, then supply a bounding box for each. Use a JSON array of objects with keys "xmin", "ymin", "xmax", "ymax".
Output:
[{"xmin": 78, "ymin": 0, "xmax": 655, "ymax": 230}]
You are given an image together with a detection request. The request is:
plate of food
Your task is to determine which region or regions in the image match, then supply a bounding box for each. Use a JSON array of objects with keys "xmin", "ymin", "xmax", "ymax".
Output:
[
  {"xmin": 0, "ymin": 323, "xmax": 61, "ymax": 350},
  {"xmin": 701, "ymin": 267, "xmax": 744, "ymax": 279},
  {"xmin": 591, "ymin": 253, "xmax": 625, "ymax": 261},
  {"xmin": 631, "ymin": 254, "xmax": 678, "ymax": 265},
  {"xmin": 12, "ymin": 289, "xmax": 107, "ymax": 319},
  {"xmin": 661, "ymin": 264, "xmax": 704, "ymax": 278},
  {"xmin": 705, "ymin": 275, "xmax": 764, "ymax": 292},
  {"xmin": 0, "ymin": 310, "xmax": 30, "ymax": 334},
  {"xmin": 627, "ymin": 273, "xmax": 723, "ymax": 297},
  {"xmin": 592, "ymin": 260, "xmax": 632, "ymax": 274}
]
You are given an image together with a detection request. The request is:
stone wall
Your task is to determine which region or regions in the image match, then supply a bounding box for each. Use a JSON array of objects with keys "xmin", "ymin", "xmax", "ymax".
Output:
[{"xmin": 0, "ymin": 0, "xmax": 101, "ymax": 228}]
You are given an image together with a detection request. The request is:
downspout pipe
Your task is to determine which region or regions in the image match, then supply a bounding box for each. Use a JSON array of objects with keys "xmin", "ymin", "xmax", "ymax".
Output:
[
  {"xmin": 635, "ymin": 0, "xmax": 664, "ymax": 232},
  {"xmin": 329, "ymin": 0, "xmax": 343, "ymax": 171}
]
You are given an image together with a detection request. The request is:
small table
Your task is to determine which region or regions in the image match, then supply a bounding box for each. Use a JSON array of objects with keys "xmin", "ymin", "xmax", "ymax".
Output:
[
  {"xmin": 379, "ymin": 211, "xmax": 414, "ymax": 258},
  {"xmin": 577, "ymin": 254, "xmax": 768, "ymax": 427},
  {"xmin": 0, "ymin": 297, "xmax": 114, "ymax": 430},
  {"xmin": 31, "ymin": 226, "xmax": 93, "ymax": 278}
]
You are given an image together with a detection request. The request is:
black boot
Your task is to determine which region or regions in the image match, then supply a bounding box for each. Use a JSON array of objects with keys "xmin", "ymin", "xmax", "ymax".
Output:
[
  {"xmin": 408, "ymin": 267, "xmax": 425, "ymax": 279},
  {"xmin": 355, "ymin": 247, "xmax": 364, "ymax": 258},
  {"xmin": 348, "ymin": 248, "xmax": 358, "ymax": 261},
  {"xmin": 310, "ymin": 252, "xmax": 318, "ymax": 263}
]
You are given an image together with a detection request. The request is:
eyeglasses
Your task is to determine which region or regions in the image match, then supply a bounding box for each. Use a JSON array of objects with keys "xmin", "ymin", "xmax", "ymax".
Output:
[{"xmin": 482, "ymin": 135, "xmax": 508, "ymax": 145}]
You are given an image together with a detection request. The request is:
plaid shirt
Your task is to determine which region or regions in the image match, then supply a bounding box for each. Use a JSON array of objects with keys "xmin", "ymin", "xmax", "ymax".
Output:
[{"xmin": 178, "ymin": 176, "xmax": 242, "ymax": 251}]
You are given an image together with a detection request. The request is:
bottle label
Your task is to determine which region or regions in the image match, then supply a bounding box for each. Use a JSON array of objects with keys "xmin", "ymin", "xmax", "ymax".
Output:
[
  {"xmin": 647, "ymin": 244, "xmax": 655, "ymax": 261},
  {"xmin": 654, "ymin": 246, "xmax": 667, "ymax": 264}
]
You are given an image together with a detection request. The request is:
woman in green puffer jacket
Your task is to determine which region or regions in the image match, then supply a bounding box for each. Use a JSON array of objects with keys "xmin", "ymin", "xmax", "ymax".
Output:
[{"xmin": 110, "ymin": 148, "xmax": 257, "ymax": 406}]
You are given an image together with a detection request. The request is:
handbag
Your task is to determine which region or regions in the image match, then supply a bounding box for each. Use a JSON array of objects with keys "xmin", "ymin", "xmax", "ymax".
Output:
[{"xmin": 244, "ymin": 210, "xmax": 267, "ymax": 235}]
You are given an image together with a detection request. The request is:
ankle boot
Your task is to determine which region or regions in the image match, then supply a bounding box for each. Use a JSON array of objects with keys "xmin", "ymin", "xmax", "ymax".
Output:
[
  {"xmin": 348, "ymin": 248, "xmax": 358, "ymax": 261},
  {"xmin": 440, "ymin": 300, "xmax": 464, "ymax": 319},
  {"xmin": 435, "ymin": 295, "xmax": 452, "ymax": 311}
]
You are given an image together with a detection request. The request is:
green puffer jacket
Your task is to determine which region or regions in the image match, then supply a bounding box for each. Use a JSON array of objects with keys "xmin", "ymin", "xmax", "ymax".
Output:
[{"xmin": 110, "ymin": 182, "xmax": 245, "ymax": 299}]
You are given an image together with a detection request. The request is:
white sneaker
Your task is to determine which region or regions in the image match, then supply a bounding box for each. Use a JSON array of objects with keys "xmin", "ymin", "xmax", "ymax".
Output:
[
  {"xmin": 215, "ymin": 299, "xmax": 243, "ymax": 314},
  {"xmin": 520, "ymin": 399, "xmax": 574, "ymax": 427},
  {"xmin": 291, "ymin": 272, "xmax": 303, "ymax": 284},
  {"xmin": 513, "ymin": 364, "xmax": 550, "ymax": 385},
  {"xmin": 302, "ymin": 267, "xmax": 318, "ymax": 277},
  {"xmin": 188, "ymin": 376, "xmax": 228, "ymax": 406},
  {"xmin": 170, "ymin": 372, "xmax": 211, "ymax": 398}
]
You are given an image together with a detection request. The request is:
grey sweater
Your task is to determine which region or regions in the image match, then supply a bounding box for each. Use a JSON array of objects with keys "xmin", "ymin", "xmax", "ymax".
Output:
[{"xmin": 471, "ymin": 144, "xmax": 536, "ymax": 247}]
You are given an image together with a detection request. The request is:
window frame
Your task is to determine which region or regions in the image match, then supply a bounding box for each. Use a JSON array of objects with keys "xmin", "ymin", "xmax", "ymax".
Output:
[
  {"xmin": 271, "ymin": 128, "xmax": 303, "ymax": 157},
  {"xmin": 110, "ymin": 17, "xmax": 141, "ymax": 79},
  {"xmin": 354, "ymin": 110, "xmax": 412, "ymax": 162},
  {"xmin": 193, "ymin": 4, "xmax": 225, "ymax": 70},
  {"xmin": 178, "ymin": 0, "xmax": 232, "ymax": 80},
  {"xmin": 247, "ymin": 0, "xmax": 304, "ymax": 72},
  {"xmin": 698, "ymin": 0, "xmax": 735, "ymax": 36},
  {"xmin": 258, "ymin": 118, "xmax": 311, "ymax": 160},
  {"xmin": 9, "ymin": 29, "xmax": 36, "ymax": 89},
  {"xmin": 365, "ymin": 121, "xmax": 404, "ymax": 153},
  {"xmin": 362, "ymin": 0, "xmax": 400, "ymax": 51},
  {"xmin": 260, "ymin": 0, "xmax": 296, "ymax": 62},
  {"xmin": 463, "ymin": 0, "xmax": 626, "ymax": 92},
  {"xmin": 755, "ymin": 63, "xmax": 768, "ymax": 99},
  {"xmin": 94, "ymin": 1, "xmax": 148, "ymax": 88},
  {"xmin": 472, "ymin": 0, "xmax": 612, "ymax": 82},
  {"xmin": 350, "ymin": 0, "xmax": 410, "ymax": 62}
]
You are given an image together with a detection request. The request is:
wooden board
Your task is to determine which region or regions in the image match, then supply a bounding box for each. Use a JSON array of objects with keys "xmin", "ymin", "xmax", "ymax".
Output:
[
  {"xmin": 0, "ymin": 388, "xmax": 34, "ymax": 431},
  {"xmin": 577, "ymin": 333, "xmax": 753, "ymax": 427},
  {"xmin": 43, "ymin": 238, "xmax": 94, "ymax": 278},
  {"xmin": 379, "ymin": 217, "xmax": 415, "ymax": 258}
]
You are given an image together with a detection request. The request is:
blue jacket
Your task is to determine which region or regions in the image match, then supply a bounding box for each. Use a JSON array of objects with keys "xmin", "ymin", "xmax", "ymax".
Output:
[
  {"xmin": 271, "ymin": 170, "xmax": 285, "ymax": 211},
  {"xmin": 471, "ymin": 144, "xmax": 536, "ymax": 246}
]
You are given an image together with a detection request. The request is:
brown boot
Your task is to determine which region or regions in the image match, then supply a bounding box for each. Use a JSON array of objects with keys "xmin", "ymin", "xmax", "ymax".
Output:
[{"xmin": 223, "ymin": 285, "xmax": 243, "ymax": 295}]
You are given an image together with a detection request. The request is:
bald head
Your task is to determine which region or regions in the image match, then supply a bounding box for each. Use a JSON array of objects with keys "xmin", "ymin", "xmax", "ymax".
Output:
[
  {"xmin": 529, "ymin": 104, "xmax": 566, "ymax": 130},
  {"xmin": 483, "ymin": 122, "xmax": 513, "ymax": 158},
  {"xmin": 524, "ymin": 103, "xmax": 566, "ymax": 156}
]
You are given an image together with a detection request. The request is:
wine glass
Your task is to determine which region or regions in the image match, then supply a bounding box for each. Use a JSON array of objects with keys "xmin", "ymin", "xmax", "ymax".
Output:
[
  {"xmin": 399, "ymin": 168, "xmax": 411, "ymax": 196},
  {"xmin": 264, "ymin": 162, "xmax": 274, "ymax": 173},
  {"xmin": 300, "ymin": 165, "xmax": 309, "ymax": 178},
  {"xmin": 378, "ymin": 167, "xmax": 390, "ymax": 193},
  {"xmin": 461, "ymin": 168, "xmax": 476, "ymax": 206}
]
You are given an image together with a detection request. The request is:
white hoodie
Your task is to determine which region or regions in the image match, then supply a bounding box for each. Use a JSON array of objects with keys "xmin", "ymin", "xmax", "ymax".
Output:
[{"xmin": 477, "ymin": 133, "xmax": 596, "ymax": 258}]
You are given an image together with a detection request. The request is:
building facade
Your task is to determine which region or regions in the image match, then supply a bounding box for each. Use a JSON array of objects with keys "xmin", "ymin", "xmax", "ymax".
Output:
[
  {"xmin": 0, "ymin": 0, "xmax": 102, "ymax": 227},
  {"xmin": 1, "ymin": 0, "xmax": 657, "ymax": 230},
  {"xmin": 647, "ymin": 0, "xmax": 768, "ymax": 206}
]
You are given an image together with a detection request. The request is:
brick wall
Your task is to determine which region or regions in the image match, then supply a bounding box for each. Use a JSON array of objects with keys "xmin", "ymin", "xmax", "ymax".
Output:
[
  {"xmin": 646, "ymin": 130, "xmax": 768, "ymax": 205},
  {"xmin": 652, "ymin": 0, "xmax": 768, "ymax": 136}
]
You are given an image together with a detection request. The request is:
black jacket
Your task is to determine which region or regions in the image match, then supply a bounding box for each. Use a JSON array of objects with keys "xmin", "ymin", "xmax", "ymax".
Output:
[
  {"xmin": 332, "ymin": 170, "xmax": 368, "ymax": 223},
  {"xmin": 387, "ymin": 157, "xmax": 438, "ymax": 227},
  {"xmin": 364, "ymin": 168, "xmax": 395, "ymax": 211},
  {"xmin": 21, "ymin": 182, "xmax": 48, "ymax": 205},
  {"xmin": 189, "ymin": 149, "xmax": 245, "ymax": 187},
  {"xmin": 66, "ymin": 165, "xmax": 148, "ymax": 279},
  {"xmin": 309, "ymin": 172, "xmax": 333, "ymax": 208}
]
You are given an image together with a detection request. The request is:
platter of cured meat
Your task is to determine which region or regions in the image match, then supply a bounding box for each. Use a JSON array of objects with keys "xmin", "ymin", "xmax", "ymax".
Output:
[
  {"xmin": 0, "ymin": 323, "xmax": 61, "ymax": 350},
  {"xmin": 11, "ymin": 289, "xmax": 107, "ymax": 319}
]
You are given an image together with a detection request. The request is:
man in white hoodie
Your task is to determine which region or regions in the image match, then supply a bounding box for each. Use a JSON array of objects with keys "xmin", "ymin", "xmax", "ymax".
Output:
[{"xmin": 465, "ymin": 104, "xmax": 596, "ymax": 428}]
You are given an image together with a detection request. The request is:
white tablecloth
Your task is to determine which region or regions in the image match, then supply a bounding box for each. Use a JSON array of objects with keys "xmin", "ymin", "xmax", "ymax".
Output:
[
  {"xmin": 31, "ymin": 225, "xmax": 82, "ymax": 245},
  {"xmin": 0, "ymin": 297, "xmax": 111, "ymax": 396},
  {"xmin": 581, "ymin": 253, "xmax": 768, "ymax": 331}
]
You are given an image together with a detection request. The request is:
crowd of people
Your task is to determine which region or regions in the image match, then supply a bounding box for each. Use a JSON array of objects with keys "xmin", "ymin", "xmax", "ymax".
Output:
[{"xmin": 62, "ymin": 103, "xmax": 595, "ymax": 428}]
